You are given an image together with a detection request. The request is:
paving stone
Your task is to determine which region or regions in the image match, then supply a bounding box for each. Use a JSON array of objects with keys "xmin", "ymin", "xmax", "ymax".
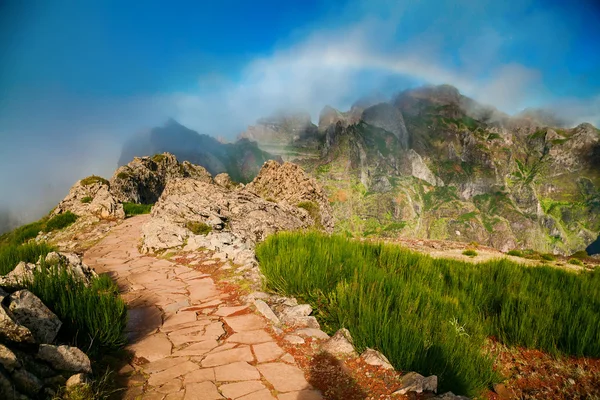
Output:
[
  {"xmin": 237, "ymin": 389, "xmax": 277, "ymax": 400},
  {"xmin": 219, "ymin": 380, "xmax": 265, "ymax": 398},
  {"xmin": 278, "ymin": 390, "xmax": 323, "ymax": 400},
  {"xmin": 257, "ymin": 362, "xmax": 309, "ymax": 392},
  {"xmin": 280, "ymin": 353, "xmax": 296, "ymax": 364},
  {"xmin": 157, "ymin": 379, "xmax": 183, "ymax": 393},
  {"xmin": 202, "ymin": 346, "xmax": 254, "ymax": 367},
  {"xmin": 143, "ymin": 391, "xmax": 166, "ymax": 400},
  {"xmin": 294, "ymin": 328, "xmax": 330, "ymax": 340},
  {"xmin": 283, "ymin": 335, "xmax": 305, "ymax": 345},
  {"xmin": 224, "ymin": 314, "xmax": 266, "ymax": 332},
  {"xmin": 214, "ymin": 361, "xmax": 260, "ymax": 381},
  {"xmin": 214, "ymin": 305, "xmax": 249, "ymax": 317},
  {"xmin": 164, "ymin": 393, "xmax": 185, "ymax": 400},
  {"xmin": 184, "ymin": 368, "xmax": 215, "ymax": 383},
  {"xmin": 252, "ymin": 342, "xmax": 285, "ymax": 363},
  {"xmin": 203, "ymin": 322, "xmax": 226, "ymax": 340},
  {"xmin": 148, "ymin": 361, "xmax": 199, "ymax": 387},
  {"xmin": 208, "ymin": 343, "xmax": 238, "ymax": 354},
  {"xmin": 127, "ymin": 332, "xmax": 172, "ymax": 362},
  {"xmin": 142, "ymin": 357, "xmax": 190, "ymax": 374},
  {"xmin": 183, "ymin": 381, "xmax": 223, "ymax": 399},
  {"xmin": 172, "ymin": 340, "xmax": 219, "ymax": 356},
  {"xmin": 227, "ymin": 329, "xmax": 273, "ymax": 345},
  {"xmin": 162, "ymin": 311, "xmax": 198, "ymax": 329}
]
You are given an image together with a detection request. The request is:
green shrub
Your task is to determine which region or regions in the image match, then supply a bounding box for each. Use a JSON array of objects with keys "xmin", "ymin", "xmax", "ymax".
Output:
[
  {"xmin": 568, "ymin": 258, "xmax": 584, "ymax": 266},
  {"xmin": 0, "ymin": 242, "xmax": 56, "ymax": 275},
  {"xmin": 2, "ymin": 221, "xmax": 45, "ymax": 245},
  {"xmin": 123, "ymin": 203, "xmax": 153, "ymax": 217},
  {"xmin": 507, "ymin": 249, "xmax": 523, "ymax": 257},
  {"xmin": 462, "ymin": 249, "xmax": 478, "ymax": 257},
  {"xmin": 80, "ymin": 196, "xmax": 93, "ymax": 204},
  {"xmin": 44, "ymin": 211, "xmax": 78, "ymax": 232},
  {"xmin": 25, "ymin": 267, "xmax": 127, "ymax": 355},
  {"xmin": 541, "ymin": 253, "xmax": 556, "ymax": 261},
  {"xmin": 152, "ymin": 154, "xmax": 167, "ymax": 163},
  {"xmin": 297, "ymin": 201, "xmax": 322, "ymax": 229},
  {"xmin": 116, "ymin": 172, "xmax": 130, "ymax": 180},
  {"xmin": 570, "ymin": 250, "xmax": 588, "ymax": 260},
  {"xmin": 80, "ymin": 175, "xmax": 109, "ymax": 186},
  {"xmin": 257, "ymin": 232, "xmax": 600, "ymax": 396},
  {"xmin": 186, "ymin": 221, "xmax": 212, "ymax": 235}
]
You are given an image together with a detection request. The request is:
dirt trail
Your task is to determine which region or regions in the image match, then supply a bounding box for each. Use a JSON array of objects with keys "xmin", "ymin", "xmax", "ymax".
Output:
[{"xmin": 83, "ymin": 215, "xmax": 323, "ymax": 400}]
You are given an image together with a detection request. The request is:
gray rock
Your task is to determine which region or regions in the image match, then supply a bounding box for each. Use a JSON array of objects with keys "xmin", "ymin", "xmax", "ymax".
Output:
[
  {"xmin": 294, "ymin": 328, "xmax": 330, "ymax": 340},
  {"xmin": 254, "ymin": 300, "xmax": 281, "ymax": 325},
  {"xmin": 12, "ymin": 368, "xmax": 43, "ymax": 396},
  {"xmin": 321, "ymin": 328, "xmax": 356, "ymax": 357},
  {"xmin": 66, "ymin": 373, "xmax": 90, "ymax": 388},
  {"xmin": 0, "ymin": 300, "xmax": 35, "ymax": 344},
  {"xmin": 394, "ymin": 371, "xmax": 438, "ymax": 395},
  {"xmin": 360, "ymin": 348, "xmax": 394, "ymax": 370},
  {"xmin": 0, "ymin": 344, "xmax": 20, "ymax": 372},
  {"xmin": 284, "ymin": 335, "xmax": 305, "ymax": 345},
  {"xmin": 37, "ymin": 345, "xmax": 92, "ymax": 373},
  {"xmin": 434, "ymin": 392, "xmax": 470, "ymax": 400},
  {"xmin": 8, "ymin": 290, "xmax": 62, "ymax": 344},
  {"xmin": 51, "ymin": 177, "xmax": 124, "ymax": 221},
  {"xmin": 0, "ymin": 369, "xmax": 23, "ymax": 400}
]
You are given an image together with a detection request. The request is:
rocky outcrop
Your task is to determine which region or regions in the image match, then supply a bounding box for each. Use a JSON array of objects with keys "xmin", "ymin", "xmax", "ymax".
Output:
[
  {"xmin": 403, "ymin": 150, "xmax": 443, "ymax": 187},
  {"xmin": 0, "ymin": 286, "xmax": 91, "ymax": 398},
  {"xmin": 52, "ymin": 177, "xmax": 124, "ymax": 220},
  {"xmin": 245, "ymin": 160, "xmax": 334, "ymax": 231},
  {"xmin": 110, "ymin": 153, "xmax": 213, "ymax": 204},
  {"xmin": 142, "ymin": 177, "xmax": 315, "ymax": 253},
  {"xmin": 361, "ymin": 103, "xmax": 409, "ymax": 148}
]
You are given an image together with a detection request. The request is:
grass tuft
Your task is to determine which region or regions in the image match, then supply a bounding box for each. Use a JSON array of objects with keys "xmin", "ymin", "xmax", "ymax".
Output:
[
  {"xmin": 0, "ymin": 242, "xmax": 56, "ymax": 275},
  {"xmin": 81, "ymin": 196, "xmax": 93, "ymax": 204},
  {"xmin": 462, "ymin": 249, "xmax": 478, "ymax": 257},
  {"xmin": 568, "ymin": 258, "xmax": 584, "ymax": 266},
  {"xmin": 297, "ymin": 201, "xmax": 323, "ymax": 229},
  {"xmin": 44, "ymin": 212, "xmax": 78, "ymax": 232},
  {"xmin": 507, "ymin": 249, "xmax": 523, "ymax": 257},
  {"xmin": 80, "ymin": 175, "xmax": 109, "ymax": 186},
  {"xmin": 256, "ymin": 232, "xmax": 600, "ymax": 396},
  {"xmin": 186, "ymin": 221, "xmax": 212, "ymax": 235},
  {"xmin": 123, "ymin": 203, "xmax": 152, "ymax": 218}
]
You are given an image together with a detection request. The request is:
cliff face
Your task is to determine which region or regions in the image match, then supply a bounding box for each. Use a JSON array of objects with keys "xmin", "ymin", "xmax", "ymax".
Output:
[{"xmin": 291, "ymin": 86, "xmax": 600, "ymax": 255}]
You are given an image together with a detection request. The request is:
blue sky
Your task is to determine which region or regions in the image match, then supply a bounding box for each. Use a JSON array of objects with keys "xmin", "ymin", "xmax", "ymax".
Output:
[{"xmin": 0, "ymin": 0, "xmax": 599, "ymax": 215}]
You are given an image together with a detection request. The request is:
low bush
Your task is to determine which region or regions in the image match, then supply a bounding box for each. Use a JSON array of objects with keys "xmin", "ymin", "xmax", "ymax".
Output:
[
  {"xmin": 186, "ymin": 221, "xmax": 212, "ymax": 235},
  {"xmin": 507, "ymin": 249, "xmax": 523, "ymax": 257},
  {"xmin": 123, "ymin": 203, "xmax": 153, "ymax": 217},
  {"xmin": 116, "ymin": 172, "xmax": 130, "ymax": 180},
  {"xmin": 80, "ymin": 175, "xmax": 109, "ymax": 186},
  {"xmin": 25, "ymin": 267, "xmax": 127, "ymax": 355},
  {"xmin": 568, "ymin": 258, "xmax": 584, "ymax": 266},
  {"xmin": 541, "ymin": 253, "xmax": 556, "ymax": 261},
  {"xmin": 257, "ymin": 232, "xmax": 600, "ymax": 396},
  {"xmin": 462, "ymin": 249, "xmax": 478, "ymax": 257},
  {"xmin": 570, "ymin": 250, "xmax": 588, "ymax": 260},
  {"xmin": 1, "ymin": 221, "xmax": 45, "ymax": 245},
  {"xmin": 44, "ymin": 211, "xmax": 78, "ymax": 232},
  {"xmin": 297, "ymin": 201, "xmax": 322, "ymax": 229},
  {"xmin": 80, "ymin": 196, "xmax": 93, "ymax": 204},
  {"xmin": 0, "ymin": 242, "xmax": 56, "ymax": 275}
]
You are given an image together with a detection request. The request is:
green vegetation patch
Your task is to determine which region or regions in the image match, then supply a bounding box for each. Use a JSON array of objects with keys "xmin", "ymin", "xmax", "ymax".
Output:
[
  {"xmin": 44, "ymin": 211, "xmax": 78, "ymax": 232},
  {"xmin": 123, "ymin": 202, "xmax": 153, "ymax": 217},
  {"xmin": 186, "ymin": 221, "xmax": 212, "ymax": 235},
  {"xmin": 80, "ymin": 175, "xmax": 109, "ymax": 186},
  {"xmin": 297, "ymin": 201, "xmax": 323, "ymax": 229},
  {"xmin": 568, "ymin": 258, "xmax": 584, "ymax": 266},
  {"xmin": 0, "ymin": 221, "xmax": 46, "ymax": 246},
  {"xmin": 25, "ymin": 266, "xmax": 127, "ymax": 355},
  {"xmin": 116, "ymin": 171, "xmax": 130, "ymax": 180},
  {"xmin": 0, "ymin": 242, "xmax": 56, "ymax": 275},
  {"xmin": 152, "ymin": 153, "xmax": 167, "ymax": 163},
  {"xmin": 80, "ymin": 196, "xmax": 93, "ymax": 204},
  {"xmin": 462, "ymin": 249, "xmax": 478, "ymax": 257},
  {"xmin": 257, "ymin": 232, "xmax": 600, "ymax": 396}
]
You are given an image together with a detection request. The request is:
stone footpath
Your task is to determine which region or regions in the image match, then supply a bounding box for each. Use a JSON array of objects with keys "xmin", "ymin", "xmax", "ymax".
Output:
[{"xmin": 83, "ymin": 215, "xmax": 323, "ymax": 400}]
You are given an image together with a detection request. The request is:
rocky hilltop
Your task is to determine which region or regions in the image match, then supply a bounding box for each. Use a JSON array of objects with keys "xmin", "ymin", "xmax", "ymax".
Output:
[{"xmin": 240, "ymin": 85, "xmax": 600, "ymax": 255}]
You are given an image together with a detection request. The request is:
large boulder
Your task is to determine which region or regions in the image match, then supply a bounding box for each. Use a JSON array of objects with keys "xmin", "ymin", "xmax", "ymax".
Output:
[
  {"xmin": 7, "ymin": 290, "xmax": 62, "ymax": 344},
  {"xmin": 52, "ymin": 176, "xmax": 124, "ymax": 220},
  {"xmin": 110, "ymin": 153, "xmax": 213, "ymax": 204},
  {"xmin": 245, "ymin": 160, "xmax": 334, "ymax": 232},
  {"xmin": 37, "ymin": 345, "xmax": 92, "ymax": 374},
  {"xmin": 142, "ymin": 178, "xmax": 314, "ymax": 252},
  {"xmin": 0, "ymin": 289, "xmax": 35, "ymax": 344}
]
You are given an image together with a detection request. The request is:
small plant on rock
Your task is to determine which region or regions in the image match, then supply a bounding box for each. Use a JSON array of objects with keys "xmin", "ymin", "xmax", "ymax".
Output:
[
  {"xmin": 462, "ymin": 249, "xmax": 478, "ymax": 257},
  {"xmin": 80, "ymin": 175, "xmax": 109, "ymax": 186},
  {"xmin": 44, "ymin": 211, "xmax": 78, "ymax": 232},
  {"xmin": 186, "ymin": 221, "xmax": 212, "ymax": 235},
  {"xmin": 81, "ymin": 196, "xmax": 93, "ymax": 204}
]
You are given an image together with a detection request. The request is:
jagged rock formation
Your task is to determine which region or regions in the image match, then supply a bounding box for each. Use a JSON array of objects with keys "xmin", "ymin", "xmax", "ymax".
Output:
[
  {"xmin": 141, "ymin": 160, "xmax": 333, "ymax": 253},
  {"xmin": 109, "ymin": 153, "xmax": 213, "ymax": 204},
  {"xmin": 119, "ymin": 119, "xmax": 276, "ymax": 183},
  {"xmin": 245, "ymin": 160, "xmax": 334, "ymax": 231},
  {"xmin": 51, "ymin": 176, "xmax": 124, "ymax": 220}
]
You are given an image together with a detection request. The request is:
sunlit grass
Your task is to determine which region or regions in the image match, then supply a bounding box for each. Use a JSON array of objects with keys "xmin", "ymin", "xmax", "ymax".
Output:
[{"xmin": 256, "ymin": 232, "xmax": 600, "ymax": 396}]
